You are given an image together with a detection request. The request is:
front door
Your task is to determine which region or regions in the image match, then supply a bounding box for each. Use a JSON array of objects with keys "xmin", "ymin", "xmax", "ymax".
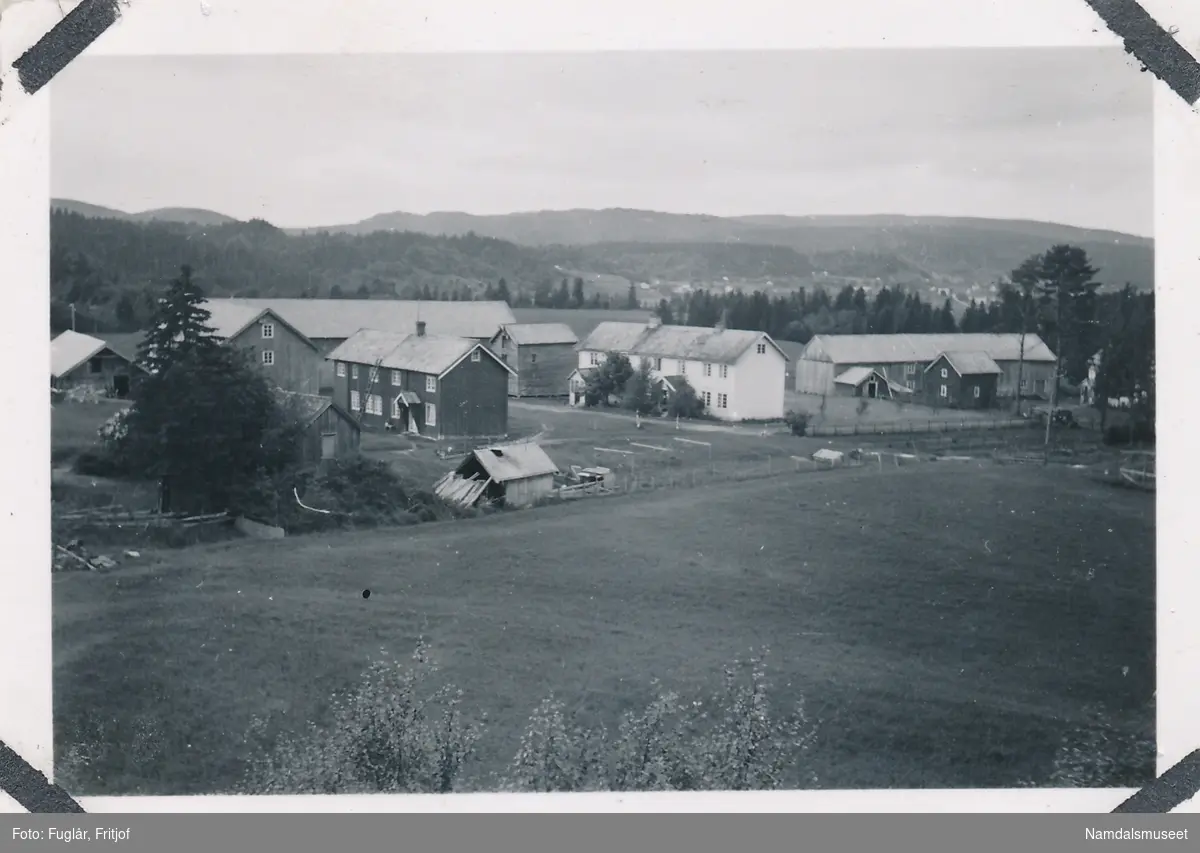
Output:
[
  {"xmin": 113, "ymin": 374, "xmax": 130, "ymax": 398},
  {"xmin": 867, "ymin": 380, "xmax": 877, "ymax": 399},
  {"xmin": 321, "ymin": 433, "xmax": 336, "ymax": 459}
]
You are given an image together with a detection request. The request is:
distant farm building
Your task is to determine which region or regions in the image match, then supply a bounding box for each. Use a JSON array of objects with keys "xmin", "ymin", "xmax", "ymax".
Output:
[
  {"xmin": 566, "ymin": 367, "xmax": 599, "ymax": 407},
  {"xmin": 328, "ymin": 323, "xmax": 515, "ymax": 440},
  {"xmin": 274, "ymin": 389, "xmax": 361, "ymax": 464},
  {"xmin": 434, "ymin": 442, "xmax": 560, "ymax": 509},
  {"xmin": 489, "ymin": 323, "xmax": 579, "ymax": 398},
  {"xmin": 921, "ymin": 352, "xmax": 1004, "ymax": 409},
  {"xmin": 794, "ymin": 333, "xmax": 1056, "ymax": 404},
  {"xmin": 51, "ymin": 330, "xmax": 146, "ymax": 398},
  {"xmin": 199, "ymin": 302, "xmax": 325, "ymax": 394},
  {"xmin": 574, "ymin": 316, "xmax": 789, "ymax": 421},
  {"xmin": 205, "ymin": 299, "xmax": 515, "ymax": 393},
  {"xmin": 832, "ymin": 366, "xmax": 904, "ymax": 400}
]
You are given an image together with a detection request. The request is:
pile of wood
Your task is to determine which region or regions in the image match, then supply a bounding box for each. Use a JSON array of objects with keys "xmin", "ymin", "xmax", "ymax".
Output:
[{"xmin": 53, "ymin": 539, "xmax": 125, "ymax": 573}]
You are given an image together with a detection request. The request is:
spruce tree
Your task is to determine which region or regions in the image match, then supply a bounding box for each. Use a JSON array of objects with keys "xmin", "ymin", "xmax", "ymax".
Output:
[{"xmin": 136, "ymin": 264, "xmax": 218, "ymax": 376}]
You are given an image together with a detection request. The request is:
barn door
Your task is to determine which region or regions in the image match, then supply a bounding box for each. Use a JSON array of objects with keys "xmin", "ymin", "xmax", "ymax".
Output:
[{"xmin": 321, "ymin": 433, "xmax": 336, "ymax": 459}]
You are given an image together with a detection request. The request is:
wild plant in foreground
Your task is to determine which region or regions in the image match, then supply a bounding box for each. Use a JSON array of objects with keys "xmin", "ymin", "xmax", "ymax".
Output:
[{"xmin": 240, "ymin": 640, "xmax": 483, "ymax": 794}]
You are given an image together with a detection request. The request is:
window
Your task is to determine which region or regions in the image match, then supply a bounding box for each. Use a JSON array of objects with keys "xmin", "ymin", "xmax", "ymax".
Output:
[
  {"xmin": 905, "ymin": 363, "xmax": 916, "ymax": 376},
  {"xmin": 425, "ymin": 375, "xmax": 437, "ymax": 393},
  {"xmin": 704, "ymin": 363, "xmax": 712, "ymax": 377},
  {"xmin": 756, "ymin": 343, "xmax": 767, "ymax": 355},
  {"xmin": 530, "ymin": 352, "xmax": 538, "ymax": 364},
  {"xmin": 720, "ymin": 365, "xmax": 728, "ymax": 379},
  {"xmin": 1035, "ymin": 379, "xmax": 1046, "ymax": 395},
  {"xmin": 368, "ymin": 367, "xmax": 378, "ymax": 385},
  {"xmin": 703, "ymin": 391, "xmax": 712, "ymax": 407},
  {"xmin": 973, "ymin": 385, "xmax": 981, "ymax": 398},
  {"xmin": 653, "ymin": 358, "xmax": 662, "ymax": 371},
  {"xmin": 391, "ymin": 397, "xmax": 401, "ymax": 419},
  {"xmin": 391, "ymin": 370, "xmax": 402, "ymax": 385},
  {"xmin": 718, "ymin": 393, "xmax": 728, "ymax": 409},
  {"xmin": 501, "ymin": 353, "xmax": 508, "ymax": 363},
  {"xmin": 939, "ymin": 384, "xmax": 948, "ymax": 398},
  {"xmin": 336, "ymin": 362, "xmax": 347, "ymax": 378},
  {"xmin": 425, "ymin": 402, "xmax": 437, "ymax": 426},
  {"xmin": 352, "ymin": 365, "xmax": 360, "ymax": 379},
  {"xmin": 350, "ymin": 390, "xmax": 361, "ymax": 411},
  {"xmin": 261, "ymin": 350, "xmax": 275, "ymax": 366},
  {"xmin": 261, "ymin": 322, "xmax": 275, "ymax": 339},
  {"xmin": 589, "ymin": 352, "xmax": 600, "ymax": 366},
  {"xmin": 680, "ymin": 361, "xmax": 688, "ymax": 375},
  {"xmin": 1020, "ymin": 378, "xmax": 1028, "ymax": 390},
  {"xmin": 88, "ymin": 357, "xmax": 103, "ymax": 374},
  {"xmin": 370, "ymin": 394, "xmax": 383, "ymax": 416},
  {"xmin": 470, "ymin": 349, "xmax": 482, "ymax": 363},
  {"xmin": 940, "ymin": 367, "xmax": 948, "ymax": 379}
]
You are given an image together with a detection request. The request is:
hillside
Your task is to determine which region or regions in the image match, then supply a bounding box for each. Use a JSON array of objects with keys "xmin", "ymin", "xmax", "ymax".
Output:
[{"xmin": 50, "ymin": 200, "xmax": 1155, "ymax": 334}]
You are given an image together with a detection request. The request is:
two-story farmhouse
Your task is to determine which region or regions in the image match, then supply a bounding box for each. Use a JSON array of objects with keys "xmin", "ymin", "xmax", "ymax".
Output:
[
  {"xmin": 488, "ymin": 323, "xmax": 579, "ymax": 398},
  {"xmin": 572, "ymin": 317, "xmax": 789, "ymax": 421},
  {"xmin": 921, "ymin": 351, "xmax": 1004, "ymax": 409},
  {"xmin": 51, "ymin": 330, "xmax": 146, "ymax": 398},
  {"xmin": 205, "ymin": 299, "xmax": 515, "ymax": 393},
  {"xmin": 327, "ymin": 323, "xmax": 515, "ymax": 439},
  {"xmin": 200, "ymin": 301, "xmax": 324, "ymax": 394},
  {"xmin": 794, "ymin": 333, "xmax": 1056, "ymax": 403}
]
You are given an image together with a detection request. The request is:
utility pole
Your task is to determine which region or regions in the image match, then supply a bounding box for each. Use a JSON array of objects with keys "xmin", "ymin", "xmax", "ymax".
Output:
[{"xmin": 1042, "ymin": 282, "xmax": 1064, "ymax": 463}]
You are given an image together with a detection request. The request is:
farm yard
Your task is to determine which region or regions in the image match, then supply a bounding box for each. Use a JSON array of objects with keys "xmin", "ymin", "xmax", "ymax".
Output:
[{"xmin": 52, "ymin": 461, "xmax": 1155, "ymax": 794}]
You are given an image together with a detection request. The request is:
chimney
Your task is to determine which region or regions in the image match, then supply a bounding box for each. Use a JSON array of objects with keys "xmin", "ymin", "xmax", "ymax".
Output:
[
  {"xmin": 416, "ymin": 321, "xmax": 427, "ymax": 337},
  {"xmin": 715, "ymin": 310, "xmax": 728, "ymax": 333},
  {"xmin": 647, "ymin": 315, "xmax": 662, "ymax": 330}
]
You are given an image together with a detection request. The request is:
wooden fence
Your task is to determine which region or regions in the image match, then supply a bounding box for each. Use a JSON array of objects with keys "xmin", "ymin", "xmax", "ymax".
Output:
[{"xmin": 805, "ymin": 417, "xmax": 1032, "ymax": 438}]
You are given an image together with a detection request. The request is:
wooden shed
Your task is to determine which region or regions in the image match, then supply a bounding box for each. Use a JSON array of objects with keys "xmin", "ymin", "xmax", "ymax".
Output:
[
  {"xmin": 433, "ymin": 442, "xmax": 560, "ymax": 509},
  {"xmin": 274, "ymin": 389, "xmax": 361, "ymax": 464},
  {"xmin": 922, "ymin": 351, "xmax": 1003, "ymax": 410}
]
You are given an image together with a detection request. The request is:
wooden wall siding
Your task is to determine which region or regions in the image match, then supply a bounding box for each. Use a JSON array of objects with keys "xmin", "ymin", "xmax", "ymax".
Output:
[
  {"xmin": 437, "ymin": 351, "xmax": 509, "ymax": 438},
  {"xmin": 312, "ymin": 338, "xmax": 342, "ymax": 393},
  {"xmin": 229, "ymin": 319, "xmax": 322, "ymax": 395},
  {"xmin": 303, "ymin": 405, "xmax": 361, "ymax": 463},
  {"xmin": 513, "ymin": 343, "xmax": 576, "ymax": 397},
  {"xmin": 58, "ymin": 352, "xmax": 137, "ymax": 396},
  {"xmin": 922, "ymin": 357, "xmax": 1001, "ymax": 410},
  {"xmin": 334, "ymin": 361, "xmax": 429, "ymax": 432},
  {"xmin": 502, "ymin": 474, "xmax": 555, "ymax": 508}
]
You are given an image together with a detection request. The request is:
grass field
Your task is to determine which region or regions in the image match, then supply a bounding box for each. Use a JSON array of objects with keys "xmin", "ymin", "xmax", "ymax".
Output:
[
  {"xmin": 53, "ymin": 463, "xmax": 1155, "ymax": 794},
  {"xmin": 51, "ymin": 400, "xmax": 130, "ymax": 465}
]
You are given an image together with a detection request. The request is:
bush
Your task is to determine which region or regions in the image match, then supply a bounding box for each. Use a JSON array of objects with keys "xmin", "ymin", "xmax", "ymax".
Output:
[
  {"xmin": 1103, "ymin": 422, "xmax": 1155, "ymax": 446},
  {"xmin": 235, "ymin": 646, "xmax": 818, "ymax": 794},
  {"xmin": 784, "ymin": 410, "xmax": 810, "ymax": 436},
  {"xmin": 72, "ymin": 449, "xmax": 128, "ymax": 478},
  {"xmin": 239, "ymin": 641, "xmax": 483, "ymax": 794}
]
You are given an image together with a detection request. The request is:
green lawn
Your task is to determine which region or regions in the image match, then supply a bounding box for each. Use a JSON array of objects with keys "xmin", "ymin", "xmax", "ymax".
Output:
[
  {"xmin": 51, "ymin": 400, "xmax": 130, "ymax": 465},
  {"xmin": 53, "ymin": 463, "xmax": 1155, "ymax": 794}
]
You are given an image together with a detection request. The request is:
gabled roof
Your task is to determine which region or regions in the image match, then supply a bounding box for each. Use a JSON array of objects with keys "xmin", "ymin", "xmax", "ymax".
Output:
[
  {"xmin": 51, "ymin": 331, "xmax": 110, "ymax": 378},
  {"xmin": 200, "ymin": 302, "xmax": 319, "ymax": 351},
  {"xmin": 213, "ymin": 298, "xmax": 515, "ymax": 341},
  {"xmin": 834, "ymin": 366, "xmax": 886, "ymax": 387},
  {"xmin": 802, "ymin": 333, "xmax": 1056, "ymax": 365},
  {"xmin": 493, "ymin": 323, "xmax": 579, "ymax": 346},
  {"xmin": 463, "ymin": 442, "xmax": 560, "ymax": 483},
  {"xmin": 657, "ymin": 374, "xmax": 688, "ymax": 392},
  {"xmin": 577, "ymin": 321, "xmax": 788, "ymax": 365},
  {"xmin": 327, "ymin": 328, "xmax": 515, "ymax": 378},
  {"xmin": 927, "ymin": 351, "xmax": 1004, "ymax": 376},
  {"xmin": 99, "ymin": 332, "xmax": 148, "ymax": 364},
  {"xmin": 272, "ymin": 389, "xmax": 358, "ymax": 428}
]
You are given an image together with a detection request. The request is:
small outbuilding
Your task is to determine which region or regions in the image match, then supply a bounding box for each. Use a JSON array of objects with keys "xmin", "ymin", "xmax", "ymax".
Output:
[
  {"xmin": 51, "ymin": 330, "xmax": 146, "ymax": 398},
  {"xmin": 922, "ymin": 351, "xmax": 1003, "ymax": 409},
  {"xmin": 567, "ymin": 367, "xmax": 599, "ymax": 407},
  {"xmin": 274, "ymin": 389, "xmax": 361, "ymax": 464},
  {"xmin": 433, "ymin": 441, "xmax": 560, "ymax": 509},
  {"xmin": 832, "ymin": 366, "xmax": 895, "ymax": 400}
]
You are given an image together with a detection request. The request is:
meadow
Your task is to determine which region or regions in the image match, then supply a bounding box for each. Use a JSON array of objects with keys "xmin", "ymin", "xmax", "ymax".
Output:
[{"xmin": 53, "ymin": 461, "xmax": 1155, "ymax": 794}]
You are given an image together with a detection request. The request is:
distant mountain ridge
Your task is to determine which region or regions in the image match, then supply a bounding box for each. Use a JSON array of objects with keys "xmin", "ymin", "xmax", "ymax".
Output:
[{"xmin": 50, "ymin": 198, "xmax": 1154, "ymax": 294}]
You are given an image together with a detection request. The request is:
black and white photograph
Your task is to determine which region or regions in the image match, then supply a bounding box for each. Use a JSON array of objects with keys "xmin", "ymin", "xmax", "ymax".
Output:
[{"xmin": 14, "ymin": 32, "xmax": 1171, "ymax": 805}]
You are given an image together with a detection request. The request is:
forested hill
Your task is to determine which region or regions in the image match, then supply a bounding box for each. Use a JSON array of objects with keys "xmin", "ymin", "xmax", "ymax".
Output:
[{"xmin": 50, "ymin": 201, "xmax": 1154, "ymax": 335}]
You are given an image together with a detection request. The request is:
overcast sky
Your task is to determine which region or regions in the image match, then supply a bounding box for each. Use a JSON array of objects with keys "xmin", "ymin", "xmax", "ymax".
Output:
[{"xmin": 51, "ymin": 49, "xmax": 1153, "ymax": 236}]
